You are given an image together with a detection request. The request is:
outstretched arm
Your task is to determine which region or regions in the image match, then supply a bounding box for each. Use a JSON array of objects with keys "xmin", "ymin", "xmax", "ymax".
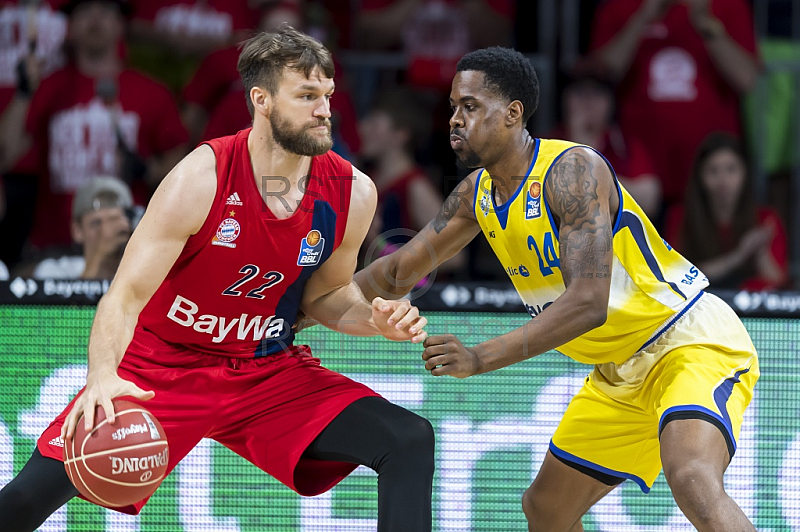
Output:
[
  {"xmin": 63, "ymin": 146, "xmax": 217, "ymax": 437},
  {"xmin": 301, "ymin": 166, "xmax": 427, "ymax": 342},
  {"xmin": 355, "ymin": 171, "xmax": 482, "ymax": 301},
  {"xmin": 423, "ymin": 148, "xmax": 616, "ymax": 377}
]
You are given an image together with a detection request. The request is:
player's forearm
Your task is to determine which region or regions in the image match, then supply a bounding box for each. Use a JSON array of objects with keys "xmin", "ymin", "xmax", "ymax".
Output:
[
  {"xmin": 85, "ymin": 288, "xmax": 142, "ymax": 378},
  {"xmin": 304, "ymin": 282, "xmax": 381, "ymax": 336},
  {"xmin": 355, "ymin": 256, "xmax": 409, "ymax": 302},
  {"xmin": 471, "ymin": 292, "xmax": 607, "ymax": 375},
  {"xmin": 356, "ymin": 231, "xmax": 449, "ymax": 301}
]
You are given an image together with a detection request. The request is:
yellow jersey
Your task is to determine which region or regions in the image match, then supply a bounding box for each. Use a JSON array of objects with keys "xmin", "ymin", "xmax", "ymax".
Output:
[{"xmin": 473, "ymin": 138, "xmax": 708, "ymax": 365}]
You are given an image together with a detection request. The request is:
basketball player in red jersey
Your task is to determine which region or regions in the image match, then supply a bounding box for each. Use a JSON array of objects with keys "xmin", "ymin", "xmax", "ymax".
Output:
[{"xmin": 0, "ymin": 26, "xmax": 434, "ymax": 532}]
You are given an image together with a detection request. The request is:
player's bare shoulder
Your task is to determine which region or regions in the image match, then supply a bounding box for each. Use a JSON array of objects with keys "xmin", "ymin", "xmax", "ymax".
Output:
[
  {"xmin": 350, "ymin": 164, "xmax": 378, "ymax": 213},
  {"xmin": 544, "ymin": 146, "xmax": 617, "ymax": 228},
  {"xmin": 141, "ymin": 145, "xmax": 218, "ymax": 238}
]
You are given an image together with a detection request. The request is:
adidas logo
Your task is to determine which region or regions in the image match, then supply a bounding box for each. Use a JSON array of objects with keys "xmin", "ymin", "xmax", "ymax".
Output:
[
  {"xmin": 226, "ymin": 192, "xmax": 243, "ymax": 206},
  {"xmin": 49, "ymin": 437, "xmax": 64, "ymax": 448}
]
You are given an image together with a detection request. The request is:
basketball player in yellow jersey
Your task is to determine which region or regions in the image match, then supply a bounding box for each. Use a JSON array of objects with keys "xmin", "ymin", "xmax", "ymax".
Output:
[{"xmin": 355, "ymin": 47, "xmax": 757, "ymax": 532}]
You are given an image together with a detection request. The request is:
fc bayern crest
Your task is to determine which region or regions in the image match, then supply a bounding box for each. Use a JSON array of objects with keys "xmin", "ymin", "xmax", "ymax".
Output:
[{"xmin": 212, "ymin": 218, "xmax": 241, "ymax": 248}]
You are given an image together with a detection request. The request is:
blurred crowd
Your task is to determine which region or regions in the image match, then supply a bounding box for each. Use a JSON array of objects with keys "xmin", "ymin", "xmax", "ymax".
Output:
[{"xmin": 0, "ymin": 0, "xmax": 795, "ymax": 291}]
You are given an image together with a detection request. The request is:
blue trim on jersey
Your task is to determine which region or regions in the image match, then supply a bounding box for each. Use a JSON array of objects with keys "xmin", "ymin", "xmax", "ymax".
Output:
[
  {"xmin": 637, "ymin": 291, "xmax": 704, "ymax": 352},
  {"xmin": 254, "ymin": 200, "xmax": 337, "ymax": 357},
  {"xmin": 620, "ymin": 211, "xmax": 688, "ymax": 300},
  {"xmin": 493, "ymin": 138, "xmax": 539, "ymax": 231},
  {"xmin": 548, "ymin": 441, "xmax": 650, "ymax": 493},
  {"xmin": 659, "ymin": 405, "xmax": 737, "ymax": 454},
  {"xmin": 543, "ymin": 145, "xmax": 624, "ymax": 240},
  {"xmin": 473, "ymin": 169, "xmax": 485, "ymax": 215},
  {"xmin": 713, "ymin": 368, "xmax": 750, "ymax": 434}
]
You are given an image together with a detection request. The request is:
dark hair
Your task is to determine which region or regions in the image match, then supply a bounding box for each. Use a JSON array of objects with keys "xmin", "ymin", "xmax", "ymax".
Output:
[
  {"xmin": 456, "ymin": 47, "xmax": 539, "ymax": 126},
  {"xmin": 369, "ymin": 88, "xmax": 431, "ymax": 154},
  {"xmin": 681, "ymin": 133, "xmax": 757, "ymax": 273},
  {"xmin": 237, "ymin": 25, "xmax": 334, "ymax": 117}
]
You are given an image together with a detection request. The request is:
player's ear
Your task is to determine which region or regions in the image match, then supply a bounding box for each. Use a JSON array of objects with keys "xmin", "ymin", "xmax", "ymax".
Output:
[
  {"xmin": 250, "ymin": 86, "xmax": 271, "ymax": 118},
  {"xmin": 506, "ymin": 100, "xmax": 524, "ymax": 127}
]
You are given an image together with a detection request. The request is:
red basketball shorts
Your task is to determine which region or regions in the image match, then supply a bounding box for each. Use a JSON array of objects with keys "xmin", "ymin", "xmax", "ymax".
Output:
[{"xmin": 38, "ymin": 326, "xmax": 380, "ymax": 514}]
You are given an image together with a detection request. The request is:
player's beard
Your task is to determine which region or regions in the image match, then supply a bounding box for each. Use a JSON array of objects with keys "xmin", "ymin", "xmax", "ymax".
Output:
[
  {"xmin": 270, "ymin": 109, "xmax": 333, "ymax": 156},
  {"xmin": 455, "ymin": 149, "xmax": 482, "ymax": 169}
]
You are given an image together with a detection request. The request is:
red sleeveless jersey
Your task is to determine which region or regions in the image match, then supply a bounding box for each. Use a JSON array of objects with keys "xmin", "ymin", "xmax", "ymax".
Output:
[{"xmin": 137, "ymin": 128, "xmax": 353, "ymax": 358}]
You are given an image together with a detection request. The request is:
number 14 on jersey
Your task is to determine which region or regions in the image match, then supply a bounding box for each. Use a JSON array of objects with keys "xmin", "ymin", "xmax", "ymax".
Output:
[{"xmin": 527, "ymin": 232, "xmax": 560, "ymax": 276}]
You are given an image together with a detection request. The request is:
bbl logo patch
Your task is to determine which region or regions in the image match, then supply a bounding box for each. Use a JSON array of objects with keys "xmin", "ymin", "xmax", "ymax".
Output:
[
  {"xmin": 297, "ymin": 229, "xmax": 325, "ymax": 266},
  {"xmin": 212, "ymin": 218, "xmax": 241, "ymax": 248},
  {"xmin": 525, "ymin": 181, "xmax": 541, "ymax": 220}
]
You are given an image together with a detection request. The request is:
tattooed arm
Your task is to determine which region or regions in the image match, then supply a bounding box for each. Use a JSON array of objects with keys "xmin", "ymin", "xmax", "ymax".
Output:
[
  {"xmin": 548, "ymin": 147, "xmax": 616, "ymax": 304},
  {"xmin": 355, "ymin": 171, "xmax": 482, "ymax": 301},
  {"xmin": 421, "ymin": 148, "xmax": 618, "ymax": 378}
]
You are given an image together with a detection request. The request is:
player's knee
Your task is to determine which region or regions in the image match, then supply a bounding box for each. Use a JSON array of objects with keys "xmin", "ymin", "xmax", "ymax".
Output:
[
  {"xmin": 664, "ymin": 460, "xmax": 724, "ymax": 520},
  {"xmin": 0, "ymin": 483, "xmax": 41, "ymax": 531},
  {"xmin": 383, "ymin": 413, "xmax": 435, "ymax": 469},
  {"xmin": 522, "ymin": 484, "xmax": 555, "ymax": 527},
  {"xmin": 397, "ymin": 414, "xmax": 435, "ymax": 457}
]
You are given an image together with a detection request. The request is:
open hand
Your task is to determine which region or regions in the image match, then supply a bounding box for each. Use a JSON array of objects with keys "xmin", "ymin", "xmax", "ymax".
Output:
[
  {"xmin": 61, "ymin": 371, "xmax": 154, "ymax": 440},
  {"xmin": 738, "ymin": 223, "xmax": 774, "ymax": 259},
  {"xmin": 372, "ymin": 297, "xmax": 428, "ymax": 343},
  {"xmin": 422, "ymin": 334, "xmax": 481, "ymax": 378}
]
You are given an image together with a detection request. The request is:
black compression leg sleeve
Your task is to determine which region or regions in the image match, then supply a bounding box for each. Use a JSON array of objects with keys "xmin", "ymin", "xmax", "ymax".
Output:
[
  {"xmin": 0, "ymin": 448, "xmax": 79, "ymax": 532},
  {"xmin": 303, "ymin": 396, "xmax": 435, "ymax": 532}
]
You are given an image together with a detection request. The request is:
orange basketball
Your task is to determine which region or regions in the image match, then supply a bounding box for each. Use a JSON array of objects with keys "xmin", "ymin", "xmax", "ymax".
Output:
[{"xmin": 63, "ymin": 399, "xmax": 169, "ymax": 508}]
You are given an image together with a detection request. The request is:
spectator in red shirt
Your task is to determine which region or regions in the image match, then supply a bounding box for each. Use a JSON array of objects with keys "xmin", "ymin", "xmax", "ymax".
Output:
[
  {"xmin": 0, "ymin": 0, "xmax": 68, "ymax": 267},
  {"xmin": 125, "ymin": 0, "xmax": 259, "ymax": 90},
  {"xmin": 0, "ymin": 0, "xmax": 68, "ymax": 116},
  {"xmin": 554, "ymin": 68, "xmax": 662, "ymax": 217},
  {"xmin": 359, "ymin": 90, "xmax": 441, "ymax": 245},
  {"xmin": 3, "ymin": 0, "xmax": 189, "ymax": 249},
  {"xmin": 355, "ymin": 0, "xmax": 514, "ymax": 91},
  {"xmin": 128, "ymin": 0, "xmax": 256, "ymax": 57},
  {"xmin": 590, "ymin": 0, "xmax": 759, "ymax": 208},
  {"xmin": 358, "ymin": 88, "xmax": 464, "ymax": 277},
  {"xmin": 665, "ymin": 133, "xmax": 788, "ymax": 291}
]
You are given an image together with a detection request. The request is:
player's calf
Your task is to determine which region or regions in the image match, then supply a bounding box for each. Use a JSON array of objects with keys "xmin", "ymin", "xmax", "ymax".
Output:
[{"xmin": 0, "ymin": 449, "xmax": 78, "ymax": 532}]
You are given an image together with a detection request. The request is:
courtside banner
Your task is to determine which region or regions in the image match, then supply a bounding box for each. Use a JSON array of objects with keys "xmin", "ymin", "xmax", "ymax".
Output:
[
  {"xmin": 2, "ymin": 279, "xmax": 799, "ymax": 318},
  {"xmin": 1, "ymin": 306, "xmax": 798, "ymax": 530}
]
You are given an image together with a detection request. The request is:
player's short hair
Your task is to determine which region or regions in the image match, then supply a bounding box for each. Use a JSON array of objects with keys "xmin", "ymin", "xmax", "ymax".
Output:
[
  {"xmin": 456, "ymin": 47, "xmax": 539, "ymax": 126},
  {"xmin": 237, "ymin": 25, "xmax": 335, "ymax": 117}
]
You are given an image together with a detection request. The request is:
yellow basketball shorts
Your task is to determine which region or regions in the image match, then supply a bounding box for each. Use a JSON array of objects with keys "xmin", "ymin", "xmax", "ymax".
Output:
[{"xmin": 550, "ymin": 292, "xmax": 759, "ymax": 493}]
